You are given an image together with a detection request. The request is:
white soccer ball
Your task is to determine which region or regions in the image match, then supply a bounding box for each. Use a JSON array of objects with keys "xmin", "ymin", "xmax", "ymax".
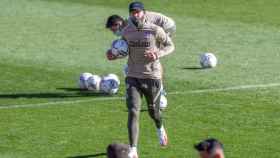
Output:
[
  {"xmin": 200, "ymin": 53, "xmax": 218, "ymax": 68},
  {"xmin": 160, "ymin": 95, "xmax": 168, "ymax": 110},
  {"xmin": 106, "ymin": 73, "xmax": 121, "ymax": 84},
  {"xmin": 100, "ymin": 74, "xmax": 120, "ymax": 94},
  {"xmin": 86, "ymin": 75, "xmax": 101, "ymax": 92},
  {"xmin": 111, "ymin": 39, "xmax": 129, "ymax": 58},
  {"xmin": 78, "ymin": 72, "xmax": 93, "ymax": 89}
]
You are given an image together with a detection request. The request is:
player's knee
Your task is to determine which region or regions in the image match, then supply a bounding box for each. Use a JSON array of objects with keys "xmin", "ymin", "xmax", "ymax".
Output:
[
  {"xmin": 147, "ymin": 105, "xmax": 157, "ymax": 118},
  {"xmin": 129, "ymin": 107, "xmax": 140, "ymax": 118}
]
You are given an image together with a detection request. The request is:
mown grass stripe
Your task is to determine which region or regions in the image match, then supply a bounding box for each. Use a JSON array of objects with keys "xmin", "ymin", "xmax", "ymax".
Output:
[{"xmin": 1, "ymin": 82, "xmax": 280, "ymax": 110}]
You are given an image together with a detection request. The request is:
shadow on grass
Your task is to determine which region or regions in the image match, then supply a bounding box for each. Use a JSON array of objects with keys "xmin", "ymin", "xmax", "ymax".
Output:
[
  {"xmin": 66, "ymin": 152, "xmax": 106, "ymax": 158},
  {"xmin": 124, "ymin": 109, "xmax": 148, "ymax": 113},
  {"xmin": 57, "ymin": 88, "xmax": 86, "ymax": 92},
  {"xmin": 0, "ymin": 88, "xmax": 112, "ymax": 99},
  {"xmin": 180, "ymin": 66, "xmax": 204, "ymax": 70}
]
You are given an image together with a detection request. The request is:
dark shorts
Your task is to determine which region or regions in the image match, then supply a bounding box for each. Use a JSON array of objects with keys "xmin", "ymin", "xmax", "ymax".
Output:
[{"xmin": 125, "ymin": 77, "xmax": 162, "ymax": 109}]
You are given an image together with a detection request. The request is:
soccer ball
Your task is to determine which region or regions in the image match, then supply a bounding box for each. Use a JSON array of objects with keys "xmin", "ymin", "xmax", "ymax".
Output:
[
  {"xmin": 100, "ymin": 74, "xmax": 120, "ymax": 94},
  {"xmin": 111, "ymin": 39, "xmax": 129, "ymax": 58},
  {"xmin": 86, "ymin": 75, "xmax": 101, "ymax": 92},
  {"xmin": 78, "ymin": 72, "xmax": 93, "ymax": 89},
  {"xmin": 200, "ymin": 53, "xmax": 218, "ymax": 68},
  {"xmin": 106, "ymin": 74, "xmax": 121, "ymax": 84},
  {"xmin": 160, "ymin": 95, "xmax": 168, "ymax": 110}
]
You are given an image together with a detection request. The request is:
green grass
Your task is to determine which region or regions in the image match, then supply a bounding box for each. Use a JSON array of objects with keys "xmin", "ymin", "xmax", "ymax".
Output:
[{"xmin": 1, "ymin": 0, "xmax": 280, "ymax": 157}]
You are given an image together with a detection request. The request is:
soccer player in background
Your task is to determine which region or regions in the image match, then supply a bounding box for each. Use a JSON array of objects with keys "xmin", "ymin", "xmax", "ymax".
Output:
[
  {"xmin": 106, "ymin": 14, "xmax": 127, "ymax": 37},
  {"xmin": 194, "ymin": 138, "xmax": 225, "ymax": 158},
  {"xmin": 106, "ymin": 2, "xmax": 175, "ymax": 157}
]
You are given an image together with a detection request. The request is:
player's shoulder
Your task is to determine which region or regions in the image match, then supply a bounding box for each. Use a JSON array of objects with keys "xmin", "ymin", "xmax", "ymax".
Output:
[
  {"xmin": 145, "ymin": 11, "xmax": 162, "ymax": 17},
  {"xmin": 145, "ymin": 11, "xmax": 169, "ymax": 19}
]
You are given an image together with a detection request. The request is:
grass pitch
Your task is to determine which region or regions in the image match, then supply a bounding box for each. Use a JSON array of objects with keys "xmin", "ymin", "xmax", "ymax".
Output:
[{"xmin": 0, "ymin": 0, "xmax": 280, "ymax": 157}]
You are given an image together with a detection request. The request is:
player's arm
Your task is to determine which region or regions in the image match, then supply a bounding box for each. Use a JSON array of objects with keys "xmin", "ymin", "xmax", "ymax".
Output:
[
  {"xmin": 144, "ymin": 27, "xmax": 174, "ymax": 61},
  {"xmin": 164, "ymin": 20, "xmax": 176, "ymax": 37},
  {"xmin": 152, "ymin": 11, "xmax": 176, "ymax": 36},
  {"xmin": 163, "ymin": 16, "xmax": 176, "ymax": 37},
  {"xmin": 155, "ymin": 26, "xmax": 175, "ymax": 58}
]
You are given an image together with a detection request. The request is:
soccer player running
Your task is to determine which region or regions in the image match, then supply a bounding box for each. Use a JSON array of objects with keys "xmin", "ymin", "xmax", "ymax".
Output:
[
  {"xmin": 107, "ymin": 2, "xmax": 175, "ymax": 158},
  {"xmin": 105, "ymin": 2, "xmax": 176, "ymax": 111}
]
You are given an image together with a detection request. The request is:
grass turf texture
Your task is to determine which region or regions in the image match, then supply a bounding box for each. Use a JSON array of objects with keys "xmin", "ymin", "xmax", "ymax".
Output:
[{"xmin": 0, "ymin": 0, "xmax": 280, "ymax": 157}]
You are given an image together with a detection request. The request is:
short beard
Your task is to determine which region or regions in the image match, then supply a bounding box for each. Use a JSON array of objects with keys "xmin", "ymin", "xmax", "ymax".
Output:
[{"xmin": 131, "ymin": 17, "xmax": 144, "ymax": 28}]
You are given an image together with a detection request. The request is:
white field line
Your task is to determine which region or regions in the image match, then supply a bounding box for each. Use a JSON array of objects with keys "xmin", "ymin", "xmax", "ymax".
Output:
[
  {"xmin": 0, "ymin": 97, "xmax": 124, "ymax": 110},
  {"xmin": 168, "ymin": 83, "xmax": 280, "ymax": 95},
  {"xmin": 1, "ymin": 83, "xmax": 280, "ymax": 110}
]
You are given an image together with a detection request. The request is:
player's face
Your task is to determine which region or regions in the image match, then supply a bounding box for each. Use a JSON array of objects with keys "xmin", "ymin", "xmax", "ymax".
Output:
[
  {"xmin": 109, "ymin": 21, "xmax": 123, "ymax": 36},
  {"xmin": 130, "ymin": 9, "xmax": 144, "ymax": 20},
  {"xmin": 110, "ymin": 21, "xmax": 122, "ymax": 33}
]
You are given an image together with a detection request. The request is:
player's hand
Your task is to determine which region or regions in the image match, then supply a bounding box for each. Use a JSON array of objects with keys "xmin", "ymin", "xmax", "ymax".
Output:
[
  {"xmin": 106, "ymin": 49, "xmax": 117, "ymax": 60},
  {"xmin": 144, "ymin": 48, "xmax": 159, "ymax": 61}
]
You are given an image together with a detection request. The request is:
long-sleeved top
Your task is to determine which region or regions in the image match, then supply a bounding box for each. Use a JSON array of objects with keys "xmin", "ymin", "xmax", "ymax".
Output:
[{"xmin": 121, "ymin": 19, "xmax": 175, "ymax": 79}]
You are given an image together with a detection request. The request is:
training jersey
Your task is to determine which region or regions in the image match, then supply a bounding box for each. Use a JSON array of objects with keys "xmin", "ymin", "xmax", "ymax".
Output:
[
  {"xmin": 121, "ymin": 20, "xmax": 175, "ymax": 79},
  {"xmin": 128, "ymin": 11, "xmax": 176, "ymax": 34}
]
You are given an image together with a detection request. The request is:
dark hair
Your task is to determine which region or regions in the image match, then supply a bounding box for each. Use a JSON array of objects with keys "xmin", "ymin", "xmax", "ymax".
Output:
[
  {"xmin": 106, "ymin": 15, "xmax": 125, "ymax": 28},
  {"xmin": 107, "ymin": 143, "xmax": 129, "ymax": 158},
  {"xmin": 194, "ymin": 138, "xmax": 224, "ymax": 154},
  {"xmin": 128, "ymin": 1, "xmax": 144, "ymax": 12}
]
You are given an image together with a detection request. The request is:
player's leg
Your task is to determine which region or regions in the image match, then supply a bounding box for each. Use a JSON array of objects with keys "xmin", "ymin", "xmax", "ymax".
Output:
[
  {"xmin": 160, "ymin": 64, "xmax": 166, "ymax": 96},
  {"xmin": 160, "ymin": 64, "xmax": 168, "ymax": 110},
  {"xmin": 141, "ymin": 78, "xmax": 162, "ymax": 128},
  {"xmin": 126, "ymin": 77, "xmax": 141, "ymax": 158},
  {"xmin": 141, "ymin": 78, "xmax": 168, "ymax": 146}
]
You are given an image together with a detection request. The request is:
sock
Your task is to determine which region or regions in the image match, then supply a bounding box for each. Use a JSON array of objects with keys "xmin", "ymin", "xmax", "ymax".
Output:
[
  {"xmin": 158, "ymin": 125, "xmax": 164, "ymax": 133},
  {"xmin": 129, "ymin": 146, "xmax": 137, "ymax": 152}
]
